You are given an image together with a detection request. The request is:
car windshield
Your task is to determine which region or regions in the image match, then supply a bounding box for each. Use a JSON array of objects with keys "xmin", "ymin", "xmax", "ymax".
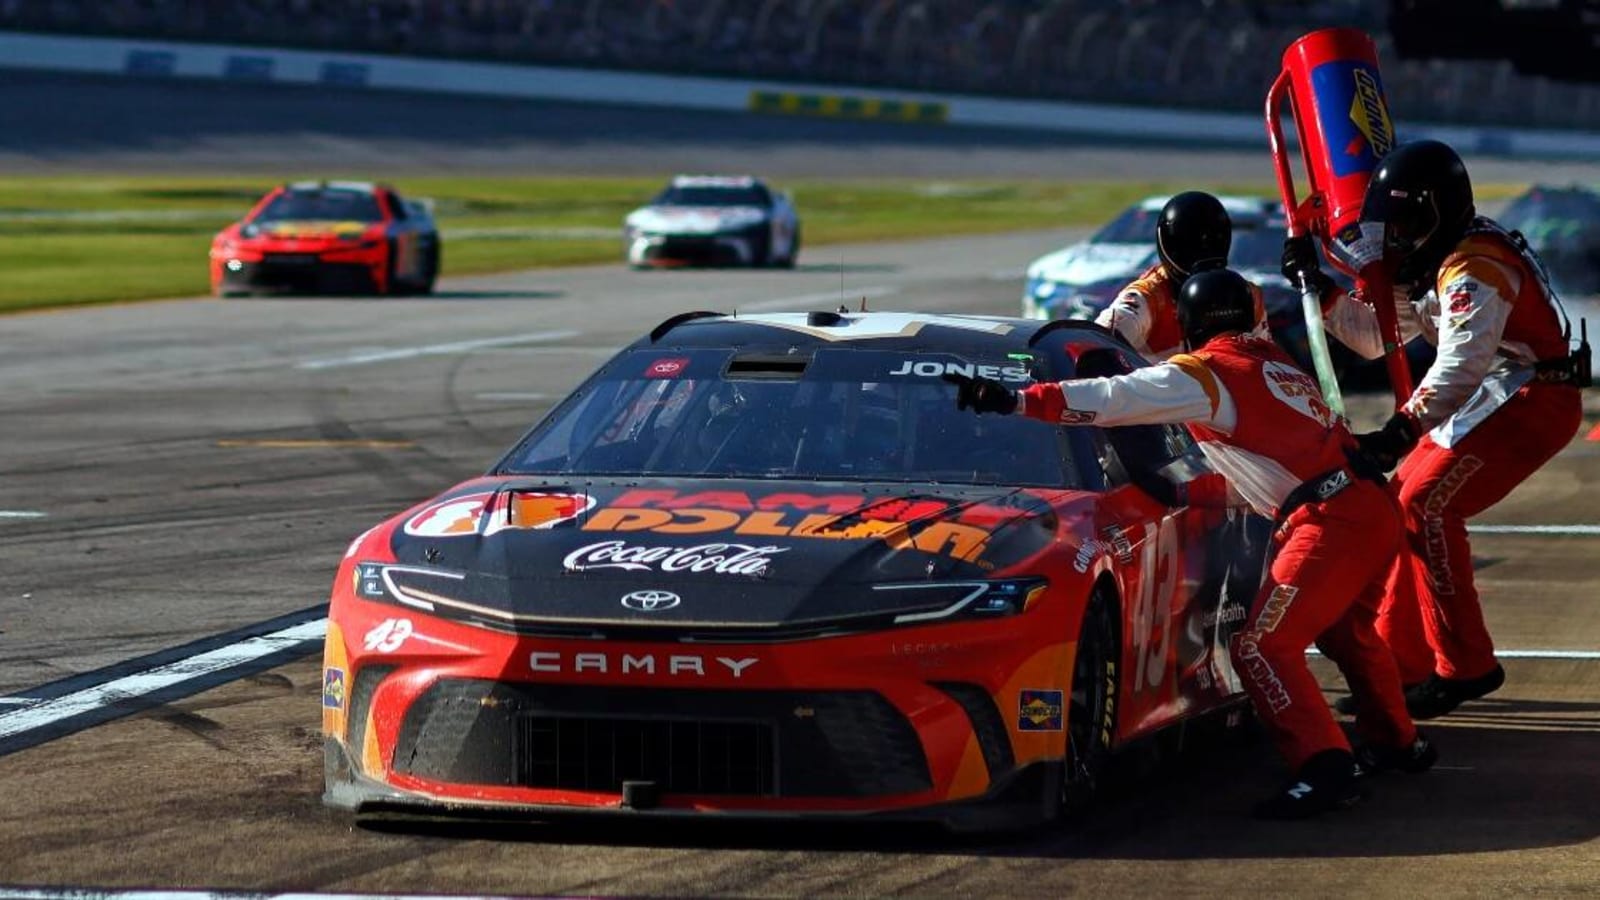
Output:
[
  {"xmin": 255, "ymin": 188, "xmax": 384, "ymax": 223},
  {"xmin": 1089, "ymin": 204, "xmax": 1159, "ymax": 244},
  {"xmin": 652, "ymin": 186, "xmax": 769, "ymax": 207},
  {"xmin": 501, "ymin": 348, "xmax": 1077, "ymax": 487}
]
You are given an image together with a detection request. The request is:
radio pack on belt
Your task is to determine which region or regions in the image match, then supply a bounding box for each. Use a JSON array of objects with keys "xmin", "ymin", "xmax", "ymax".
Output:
[{"xmin": 1537, "ymin": 318, "xmax": 1593, "ymax": 388}]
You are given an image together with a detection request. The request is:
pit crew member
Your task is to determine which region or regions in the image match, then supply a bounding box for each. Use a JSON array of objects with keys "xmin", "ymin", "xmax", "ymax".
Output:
[
  {"xmin": 1285, "ymin": 140, "xmax": 1588, "ymax": 719},
  {"xmin": 950, "ymin": 269, "xmax": 1434, "ymax": 819},
  {"xmin": 1095, "ymin": 191, "xmax": 1267, "ymax": 359}
]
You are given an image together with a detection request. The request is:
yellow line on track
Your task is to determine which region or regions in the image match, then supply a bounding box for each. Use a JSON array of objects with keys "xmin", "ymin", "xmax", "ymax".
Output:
[{"xmin": 215, "ymin": 439, "xmax": 415, "ymax": 449}]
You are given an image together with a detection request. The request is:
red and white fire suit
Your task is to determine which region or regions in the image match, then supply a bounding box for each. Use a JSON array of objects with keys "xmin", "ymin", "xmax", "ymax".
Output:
[
  {"xmin": 1013, "ymin": 333, "xmax": 1416, "ymax": 770},
  {"xmin": 1096, "ymin": 263, "xmax": 1269, "ymax": 359},
  {"xmin": 1324, "ymin": 220, "xmax": 1583, "ymax": 683}
]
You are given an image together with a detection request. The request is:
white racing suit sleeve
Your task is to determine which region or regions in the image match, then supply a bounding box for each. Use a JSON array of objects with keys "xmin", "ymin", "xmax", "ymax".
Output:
[
  {"xmin": 1321, "ymin": 286, "xmax": 1426, "ymax": 361},
  {"xmin": 1094, "ymin": 289, "xmax": 1154, "ymax": 356},
  {"xmin": 1404, "ymin": 258, "xmax": 1519, "ymax": 432},
  {"xmin": 1019, "ymin": 358, "xmax": 1237, "ymax": 431}
]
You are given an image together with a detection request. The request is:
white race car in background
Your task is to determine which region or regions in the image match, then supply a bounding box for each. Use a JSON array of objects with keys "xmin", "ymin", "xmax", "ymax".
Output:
[
  {"xmin": 1023, "ymin": 194, "xmax": 1277, "ymax": 320},
  {"xmin": 624, "ymin": 175, "xmax": 800, "ymax": 268}
]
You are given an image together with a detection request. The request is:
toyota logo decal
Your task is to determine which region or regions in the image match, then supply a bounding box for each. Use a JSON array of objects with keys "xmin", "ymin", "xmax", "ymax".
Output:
[{"xmin": 621, "ymin": 590, "xmax": 681, "ymax": 612}]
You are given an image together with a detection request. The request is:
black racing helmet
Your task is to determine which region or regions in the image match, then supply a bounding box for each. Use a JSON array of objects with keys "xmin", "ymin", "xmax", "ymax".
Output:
[
  {"xmin": 1177, "ymin": 268, "xmax": 1256, "ymax": 349},
  {"xmin": 1156, "ymin": 191, "xmax": 1232, "ymax": 285},
  {"xmin": 1360, "ymin": 140, "xmax": 1475, "ymax": 284}
]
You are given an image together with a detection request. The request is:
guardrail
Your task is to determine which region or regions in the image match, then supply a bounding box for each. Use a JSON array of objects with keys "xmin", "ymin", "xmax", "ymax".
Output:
[{"xmin": 3, "ymin": 30, "xmax": 1598, "ymax": 161}]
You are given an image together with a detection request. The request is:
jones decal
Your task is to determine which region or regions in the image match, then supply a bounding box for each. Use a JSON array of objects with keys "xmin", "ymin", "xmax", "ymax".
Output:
[{"xmin": 887, "ymin": 360, "xmax": 1031, "ymax": 382}]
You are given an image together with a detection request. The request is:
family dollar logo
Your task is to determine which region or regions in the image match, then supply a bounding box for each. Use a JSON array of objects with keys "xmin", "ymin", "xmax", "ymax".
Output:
[{"xmin": 1348, "ymin": 68, "xmax": 1395, "ymax": 159}]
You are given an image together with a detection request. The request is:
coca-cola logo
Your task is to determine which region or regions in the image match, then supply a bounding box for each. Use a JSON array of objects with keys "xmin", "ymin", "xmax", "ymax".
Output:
[{"xmin": 563, "ymin": 540, "xmax": 785, "ymax": 577}]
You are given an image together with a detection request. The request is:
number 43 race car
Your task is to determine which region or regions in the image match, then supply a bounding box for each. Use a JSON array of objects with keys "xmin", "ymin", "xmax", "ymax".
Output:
[
  {"xmin": 323, "ymin": 311, "xmax": 1260, "ymax": 831},
  {"xmin": 210, "ymin": 181, "xmax": 440, "ymax": 297}
]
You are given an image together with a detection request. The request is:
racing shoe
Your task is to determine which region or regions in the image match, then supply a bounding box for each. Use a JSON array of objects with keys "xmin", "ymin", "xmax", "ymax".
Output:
[
  {"xmin": 1332, "ymin": 680, "xmax": 1425, "ymax": 717},
  {"xmin": 1405, "ymin": 665, "xmax": 1506, "ymax": 720},
  {"xmin": 1252, "ymin": 749, "xmax": 1363, "ymax": 820},
  {"xmin": 1354, "ymin": 730, "xmax": 1438, "ymax": 777}
]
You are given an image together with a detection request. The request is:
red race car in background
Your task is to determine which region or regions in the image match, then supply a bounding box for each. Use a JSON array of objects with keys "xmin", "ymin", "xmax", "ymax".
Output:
[
  {"xmin": 210, "ymin": 181, "xmax": 439, "ymax": 296},
  {"xmin": 322, "ymin": 311, "xmax": 1264, "ymax": 831}
]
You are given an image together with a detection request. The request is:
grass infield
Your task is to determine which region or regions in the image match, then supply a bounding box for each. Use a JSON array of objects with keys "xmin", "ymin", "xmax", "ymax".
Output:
[{"xmin": 0, "ymin": 176, "xmax": 1524, "ymax": 313}]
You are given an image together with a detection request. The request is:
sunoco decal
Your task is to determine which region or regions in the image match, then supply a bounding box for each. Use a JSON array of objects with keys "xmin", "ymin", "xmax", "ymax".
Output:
[
  {"xmin": 1310, "ymin": 59, "xmax": 1395, "ymax": 178},
  {"xmin": 321, "ymin": 667, "xmax": 346, "ymax": 709},
  {"xmin": 1018, "ymin": 688, "xmax": 1063, "ymax": 731}
]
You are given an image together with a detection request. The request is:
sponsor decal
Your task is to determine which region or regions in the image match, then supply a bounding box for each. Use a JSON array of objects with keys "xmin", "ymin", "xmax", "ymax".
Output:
[
  {"xmin": 1310, "ymin": 60, "xmax": 1395, "ymax": 178},
  {"xmin": 565, "ymin": 541, "xmax": 785, "ymax": 576},
  {"xmin": 529, "ymin": 651, "xmax": 758, "ymax": 678},
  {"xmin": 1073, "ymin": 539, "xmax": 1113, "ymax": 574},
  {"xmin": 620, "ymin": 589, "xmax": 682, "ymax": 612},
  {"xmin": 1059, "ymin": 409, "xmax": 1098, "ymax": 424},
  {"xmin": 1421, "ymin": 455, "xmax": 1484, "ymax": 596},
  {"xmin": 362, "ymin": 618, "xmax": 413, "ymax": 653},
  {"xmin": 1102, "ymin": 525, "xmax": 1136, "ymax": 564},
  {"xmin": 321, "ymin": 667, "xmax": 346, "ymax": 709},
  {"xmin": 1018, "ymin": 688, "xmax": 1064, "ymax": 731},
  {"xmin": 1234, "ymin": 633, "xmax": 1292, "ymax": 713},
  {"xmin": 1253, "ymin": 584, "xmax": 1299, "ymax": 633},
  {"xmin": 1200, "ymin": 602, "xmax": 1248, "ymax": 630},
  {"xmin": 645, "ymin": 357, "xmax": 689, "ymax": 378},
  {"xmin": 581, "ymin": 489, "xmax": 1015, "ymax": 563},
  {"xmin": 1316, "ymin": 469, "xmax": 1352, "ymax": 499},
  {"xmin": 1447, "ymin": 281, "xmax": 1478, "ymax": 314},
  {"xmin": 403, "ymin": 490, "xmax": 594, "ymax": 538},
  {"xmin": 887, "ymin": 360, "xmax": 1031, "ymax": 382},
  {"xmin": 1263, "ymin": 361, "xmax": 1335, "ymax": 428}
]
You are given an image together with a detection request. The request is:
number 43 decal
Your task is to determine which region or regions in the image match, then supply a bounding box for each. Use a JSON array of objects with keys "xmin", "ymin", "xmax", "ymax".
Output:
[{"xmin": 1130, "ymin": 516, "xmax": 1180, "ymax": 693}]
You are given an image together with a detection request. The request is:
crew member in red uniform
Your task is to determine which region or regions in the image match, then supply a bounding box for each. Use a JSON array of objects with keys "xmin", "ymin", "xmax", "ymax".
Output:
[
  {"xmin": 1285, "ymin": 140, "xmax": 1587, "ymax": 719},
  {"xmin": 1096, "ymin": 191, "xmax": 1267, "ymax": 360},
  {"xmin": 949, "ymin": 269, "xmax": 1435, "ymax": 819}
]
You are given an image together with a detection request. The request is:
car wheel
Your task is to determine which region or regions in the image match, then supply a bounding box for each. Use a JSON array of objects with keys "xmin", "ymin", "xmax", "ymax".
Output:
[
  {"xmin": 777, "ymin": 225, "xmax": 801, "ymax": 269},
  {"xmin": 416, "ymin": 240, "xmax": 440, "ymax": 296},
  {"xmin": 1061, "ymin": 584, "xmax": 1119, "ymax": 816}
]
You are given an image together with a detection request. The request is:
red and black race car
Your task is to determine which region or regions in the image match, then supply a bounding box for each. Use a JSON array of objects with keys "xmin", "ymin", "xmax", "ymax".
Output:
[
  {"xmin": 210, "ymin": 181, "xmax": 439, "ymax": 296},
  {"xmin": 322, "ymin": 311, "xmax": 1262, "ymax": 831}
]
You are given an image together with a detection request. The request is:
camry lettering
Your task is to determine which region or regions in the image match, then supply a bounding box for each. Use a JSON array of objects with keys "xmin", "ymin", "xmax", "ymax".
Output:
[
  {"xmin": 528, "ymin": 651, "xmax": 758, "ymax": 678},
  {"xmin": 887, "ymin": 360, "xmax": 1031, "ymax": 382},
  {"xmin": 563, "ymin": 540, "xmax": 786, "ymax": 576}
]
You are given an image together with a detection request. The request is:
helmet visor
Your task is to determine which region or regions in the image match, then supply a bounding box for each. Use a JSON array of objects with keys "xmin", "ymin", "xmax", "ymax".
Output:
[{"xmin": 1361, "ymin": 188, "xmax": 1440, "ymax": 262}]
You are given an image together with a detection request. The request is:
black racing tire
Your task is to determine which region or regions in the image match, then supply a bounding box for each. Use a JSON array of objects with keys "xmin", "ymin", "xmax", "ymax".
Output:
[
  {"xmin": 1061, "ymin": 584, "xmax": 1120, "ymax": 817},
  {"xmin": 415, "ymin": 239, "xmax": 440, "ymax": 296}
]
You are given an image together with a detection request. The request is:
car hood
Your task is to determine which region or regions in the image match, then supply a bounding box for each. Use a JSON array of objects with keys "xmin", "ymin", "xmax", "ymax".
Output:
[
  {"xmin": 627, "ymin": 205, "xmax": 768, "ymax": 235},
  {"xmin": 379, "ymin": 477, "xmax": 1068, "ymax": 631},
  {"xmin": 1027, "ymin": 242, "xmax": 1154, "ymax": 286}
]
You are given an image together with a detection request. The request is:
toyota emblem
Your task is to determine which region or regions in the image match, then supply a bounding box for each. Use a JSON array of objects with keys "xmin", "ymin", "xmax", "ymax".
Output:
[{"xmin": 621, "ymin": 590, "xmax": 681, "ymax": 612}]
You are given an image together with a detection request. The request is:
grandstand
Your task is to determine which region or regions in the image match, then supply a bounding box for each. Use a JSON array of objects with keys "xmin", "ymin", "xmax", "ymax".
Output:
[{"xmin": 2, "ymin": 0, "xmax": 1595, "ymax": 129}]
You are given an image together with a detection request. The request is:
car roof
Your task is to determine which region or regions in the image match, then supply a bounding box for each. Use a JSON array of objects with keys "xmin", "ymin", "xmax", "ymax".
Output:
[
  {"xmin": 1135, "ymin": 194, "xmax": 1277, "ymax": 220},
  {"xmin": 634, "ymin": 310, "xmax": 1116, "ymax": 357},
  {"xmin": 285, "ymin": 180, "xmax": 380, "ymax": 193},
  {"xmin": 669, "ymin": 175, "xmax": 762, "ymax": 189}
]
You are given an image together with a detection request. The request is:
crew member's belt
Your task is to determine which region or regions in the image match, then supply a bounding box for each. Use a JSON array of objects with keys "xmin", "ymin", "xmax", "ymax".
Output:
[
  {"xmin": 1276, "ymin": 463, "xmax": 1383, "ymax": 527},
  {"xmin": 1534, "ymin": 350, "xmax": 1591, "ymax": 387}
]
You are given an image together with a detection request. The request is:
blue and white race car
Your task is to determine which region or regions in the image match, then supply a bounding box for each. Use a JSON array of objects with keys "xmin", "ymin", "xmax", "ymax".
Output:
[
  {"xmin": 624, "ymin": 175, "xmax": 801, "ymax": 269},
  {"xmin": 1022, "ymin": 195, "xmax": 1278, "ymax": 321}
]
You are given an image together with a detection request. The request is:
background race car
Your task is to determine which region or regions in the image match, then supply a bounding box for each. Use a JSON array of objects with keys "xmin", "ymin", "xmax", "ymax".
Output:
[
  {"xmin": 624, "ymin": 175, "xmax": 800, "ymax": 268},
  {"xmin": 1022, "ymin": 194, "xmax": 1278, "ymax": 322},
  {"xmin": 1498, "ymin": 184, "xmax": 1600, "ymax": 300},
  {"xmin": 323, "ymin": 310, "xmax": 1261, "ymax": 832},
  {"xmin": 210, "ymin": 181, "xmax": 440, "ymax": 296}
]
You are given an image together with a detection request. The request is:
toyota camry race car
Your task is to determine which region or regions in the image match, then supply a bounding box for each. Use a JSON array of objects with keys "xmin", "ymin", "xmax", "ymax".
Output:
[
  {"xmin": 624, "ymin": 176, "xmax": 800, "ymax": 268},
  {"xmin": 323, "ymin": 311, "xmax": 1259, "ymax": 831},
  {"xmin": 210, "ymin": 181, "xmax": 439, "ymax": 296}
]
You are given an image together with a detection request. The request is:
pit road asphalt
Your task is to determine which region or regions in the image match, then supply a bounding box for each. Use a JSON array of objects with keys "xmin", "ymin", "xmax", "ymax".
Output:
[{"xmin": 2, "ymin": 69, "xmax": 1599, "ymax": 896}]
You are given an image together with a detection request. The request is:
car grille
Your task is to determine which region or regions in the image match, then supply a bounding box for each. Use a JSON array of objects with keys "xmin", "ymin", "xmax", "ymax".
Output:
[
  {"xmin": 392, "ymin": 680, "xmax": 931, "ymax": 798},
  {"xmin": 517, "ymin": 715, "xmax": 774, "ymax": 795}
]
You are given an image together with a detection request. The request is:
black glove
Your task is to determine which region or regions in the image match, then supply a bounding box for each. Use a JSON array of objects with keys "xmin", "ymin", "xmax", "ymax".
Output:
[
  {"xmin": 1354, "ymin": 412, "xmax": 1420, "ymax": 473},
  {"xmin": 943, "ymin": 373, "xmax": 1018, "ymax": 415},
  {"xmin": 1281, "ymin": 235, "xmax": 1336, "ymax": 296}
]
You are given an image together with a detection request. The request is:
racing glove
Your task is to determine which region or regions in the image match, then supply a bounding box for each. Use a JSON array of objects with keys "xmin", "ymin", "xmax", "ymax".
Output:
[
  {"xmin": 944, "ymin": 373, "xmax": 1018, "ymax": 415},
  {"xmin": 1281, "ymin": 235, "xmax": 1338, "ymax": 311},
  {"xmin": 1354, "ymin": 411, "xmax": 1420, "ymax": 474}
]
